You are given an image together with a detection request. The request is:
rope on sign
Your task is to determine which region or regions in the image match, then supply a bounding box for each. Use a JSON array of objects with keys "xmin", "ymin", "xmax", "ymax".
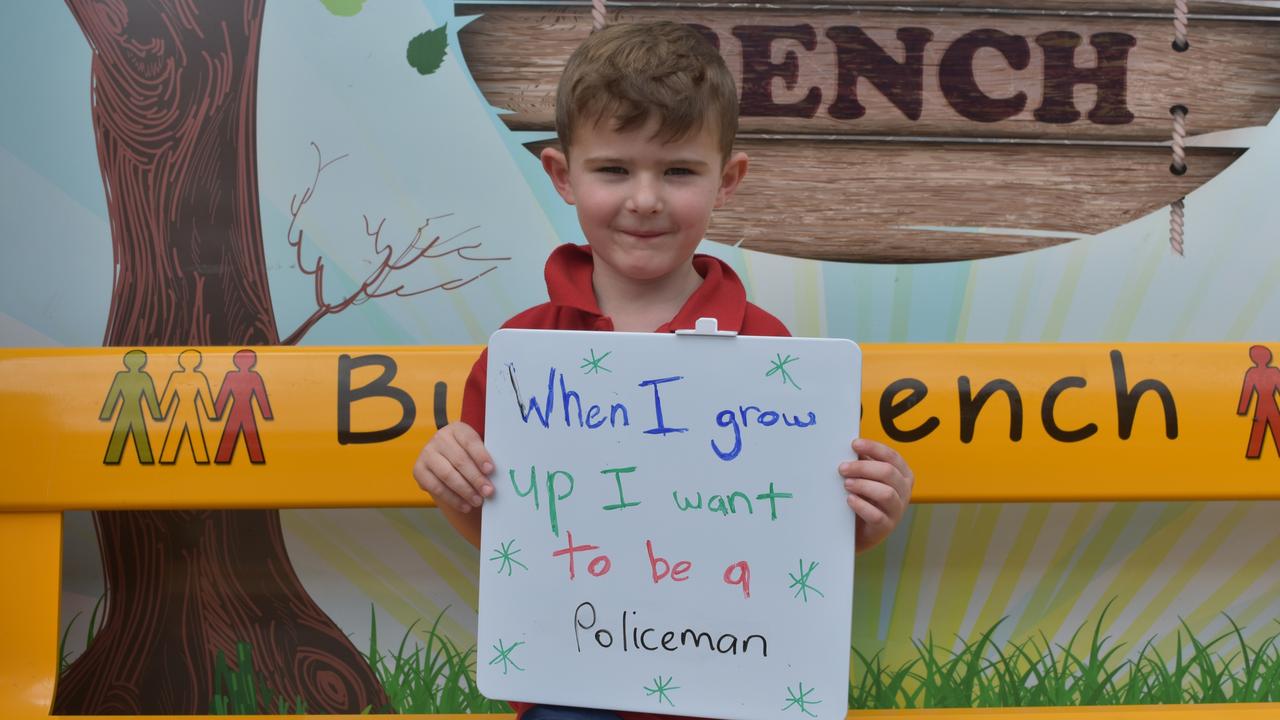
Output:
[
  {"xmin": 592, "ymin": 0, "xmax": 607, "ymax": 32},
  {"xmin": 1169, "ymin": 0, "xmax": 1190, "ymax": 256}
]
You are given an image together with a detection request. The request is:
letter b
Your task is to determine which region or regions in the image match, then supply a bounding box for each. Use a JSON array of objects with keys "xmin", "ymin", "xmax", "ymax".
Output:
[
  {"xmin": 338, "ymin": 354, "xmax": 416, "ymax": 444},
  {"xmin": 647, "ymin": 540, "xmax": 691, "ymax": 583}
]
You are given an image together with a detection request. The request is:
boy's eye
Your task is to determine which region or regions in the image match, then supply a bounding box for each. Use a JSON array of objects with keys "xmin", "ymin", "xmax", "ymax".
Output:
[
  {"xmin": 597, "ymin": 166, "xmax": 627, "ymax": 175},
  {"xmin": 665, "ymin": 167, "xmax": 695, "ymax": 176}
]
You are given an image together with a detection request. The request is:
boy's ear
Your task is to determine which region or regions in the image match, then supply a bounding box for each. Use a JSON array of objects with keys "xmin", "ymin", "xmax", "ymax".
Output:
[
  {"xmin": 540, "ymin": 146, "xmax": 576, "ymax": 205},
  {"xmin": 714, "ymin": 151, "xmax": 749, "ymax": 209}
]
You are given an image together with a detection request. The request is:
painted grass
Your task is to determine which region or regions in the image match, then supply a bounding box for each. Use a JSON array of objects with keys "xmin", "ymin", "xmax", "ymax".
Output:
[
  {"xmin": 212, "ymin": 642, "xmax": 308, "ymax": 715},
  {"xmin": 59, "ymin": 603, "xmax": 1280, "ymax": 712},
  {"xmin": 207, "ymin": 608, "xmax": 507, "ymax": 714},
  {"xmin": 850, "ymin": 609, "xmax": 1280, "ymax": 708},
  {"xmin": 364, "ymin": 607, "xmax": 508, "ymax": 713},
  {"xmin": 58, "ymin": 593, "xmax": 104, "ymax": 675}
]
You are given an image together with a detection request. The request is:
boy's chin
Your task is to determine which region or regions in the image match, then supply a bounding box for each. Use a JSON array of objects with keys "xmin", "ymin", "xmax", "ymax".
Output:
[{"xmin": 596, "ymin": 251, "xmax": 695, "ymax": 283}]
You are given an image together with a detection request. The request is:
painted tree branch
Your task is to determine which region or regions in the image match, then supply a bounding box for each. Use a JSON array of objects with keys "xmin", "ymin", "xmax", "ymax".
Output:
[{"xmin": 283, "ymin": 142, "xmax": 510, "ymax": 345}]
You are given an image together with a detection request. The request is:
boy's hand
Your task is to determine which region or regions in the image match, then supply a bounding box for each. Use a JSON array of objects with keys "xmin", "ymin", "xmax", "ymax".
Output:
[
  {"xmin": 840, "ymin": 438, "xmax": 914, "ymax": 553},
  {"xmin": 413, "ymin": 422, "xmax": 496, "ymax": 514}
]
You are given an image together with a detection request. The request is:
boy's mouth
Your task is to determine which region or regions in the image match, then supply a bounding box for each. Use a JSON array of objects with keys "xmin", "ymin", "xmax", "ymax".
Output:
[{"xmin": 616, "ymin": 228, "xmax": 669, "ymax": 239}]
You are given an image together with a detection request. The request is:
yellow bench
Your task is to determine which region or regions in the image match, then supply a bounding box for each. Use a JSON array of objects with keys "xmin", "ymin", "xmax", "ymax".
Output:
[{"xmin": 1, "ymin": 344, "xmax": 1275, "ymax": 719}]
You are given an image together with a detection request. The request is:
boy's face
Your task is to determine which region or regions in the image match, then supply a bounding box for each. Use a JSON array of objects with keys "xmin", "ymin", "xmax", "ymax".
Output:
[{"xmin": 541, "ymin": 116, "xmax": 748, "ymax": 285}]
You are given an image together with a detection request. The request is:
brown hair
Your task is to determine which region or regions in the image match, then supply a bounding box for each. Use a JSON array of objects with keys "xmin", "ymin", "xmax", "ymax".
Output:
[{"xmin": 555, "ymin": 22, "xmax": 738, "ymax": 161}]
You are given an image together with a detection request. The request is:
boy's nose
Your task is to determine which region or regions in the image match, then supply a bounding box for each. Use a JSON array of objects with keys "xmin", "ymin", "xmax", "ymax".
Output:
[{"xmin": 625, "ymin": 179, "xmax": 663, "ymax": 214}]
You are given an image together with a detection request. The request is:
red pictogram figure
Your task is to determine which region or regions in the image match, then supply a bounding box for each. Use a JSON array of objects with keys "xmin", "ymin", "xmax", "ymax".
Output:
[
  {"xmin": 213, "ymin": 349, "xmax": 274, "ymax": 464},
  {"xmin": 1238, "ymin": 344, "xmax": 1280, "ymax": 459}
]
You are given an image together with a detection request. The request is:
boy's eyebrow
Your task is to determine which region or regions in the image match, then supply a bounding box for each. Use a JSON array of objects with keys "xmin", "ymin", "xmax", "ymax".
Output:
[
  {"xmin": 666, "ymin": 157, "xmax": 712, "ymax": 168},
  {"xmin": 582, "ymin": 156, "xmax": 629, "ymax": 165},
  {"xmin": 583, "ymin": 155, "xmax": 711, "ymax": 168}
]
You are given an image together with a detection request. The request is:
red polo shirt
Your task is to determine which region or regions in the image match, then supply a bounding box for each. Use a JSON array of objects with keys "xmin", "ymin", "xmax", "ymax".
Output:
[
  {"xmin": 461, "ymin": 244, "xmax": 789, "ymax": 719},
  {"xmin": 460, "ymin": 243, "xmax": 790, "ymax": 434}
]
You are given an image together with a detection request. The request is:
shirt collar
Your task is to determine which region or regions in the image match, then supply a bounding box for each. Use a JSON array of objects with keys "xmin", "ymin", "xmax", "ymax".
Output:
[{"xmin": 544, "ymin": 243, "xmax": 747, "ymax": 333}]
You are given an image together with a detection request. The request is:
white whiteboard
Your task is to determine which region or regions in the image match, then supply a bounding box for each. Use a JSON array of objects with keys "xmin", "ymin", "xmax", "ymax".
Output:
[{"xmin": 478, "ymin": 327, "xmax": 861, "ymax": 719}]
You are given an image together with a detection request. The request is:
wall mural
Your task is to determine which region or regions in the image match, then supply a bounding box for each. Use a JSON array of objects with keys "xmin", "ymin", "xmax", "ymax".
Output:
[
  {"xmin": 0, "ymin": 0, "xmax": 1278, "ymax": 715},
  {"xmin": 52, "ymin": 1, "xmax": 500, "ymax": 713}
]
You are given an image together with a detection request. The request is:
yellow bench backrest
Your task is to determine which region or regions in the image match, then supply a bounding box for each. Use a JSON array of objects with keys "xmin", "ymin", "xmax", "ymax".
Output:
[{"xmin": 1, "ymin": 344, "xmax": 1275, "ymax": 719}]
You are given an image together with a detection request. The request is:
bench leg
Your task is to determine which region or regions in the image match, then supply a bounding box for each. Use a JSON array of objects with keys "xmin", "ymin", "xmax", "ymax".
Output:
[{"xmin": 0, "ymin": 512, "xmax": 61, "ymax": 719}]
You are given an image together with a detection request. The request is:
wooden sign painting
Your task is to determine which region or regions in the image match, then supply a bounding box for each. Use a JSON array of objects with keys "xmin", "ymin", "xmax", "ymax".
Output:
[
  {"xmin": 456, "ymin": 1, "xmax": 1280, "ymax": 262},
  {"xmin": 765, "ymin": 0, "xmax": 1280, "ymax": 15},
  {"xmin": 606, "ymin": 0, "xmax": 1280, "ymax": 15},
  {"xmin": 458, "ymin": 5, "xmax": 1280, "ymax": 141}
]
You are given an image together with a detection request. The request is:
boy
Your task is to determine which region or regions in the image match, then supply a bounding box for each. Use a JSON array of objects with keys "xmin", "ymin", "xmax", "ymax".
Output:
[{"xmin": 413, "ymin": 21, "xmax": 914, "ymax": 719}]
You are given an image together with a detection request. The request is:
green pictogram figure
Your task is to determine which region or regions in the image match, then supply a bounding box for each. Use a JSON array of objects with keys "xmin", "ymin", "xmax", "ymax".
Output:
[
  {"xmin": 158, "ymin": 349, "xmax": 217, "ymax": 464},
  {"xmin": 99, "ymin": 349, "xmax": 164, "ymax": 464}
]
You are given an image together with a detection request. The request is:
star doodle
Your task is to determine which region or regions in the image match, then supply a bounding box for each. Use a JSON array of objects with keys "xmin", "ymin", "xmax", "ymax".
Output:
[
  {"xmin": 488, "ymin": 539, "xmax": 529, "ymax": 576},
  {"xmin": 788, "ymin": 559, "xmax": 825, "ymax": 603},
  {"xmin": 782, "ymin": 682, "xmax": 821, "ymax": 717},
  {"xmin": 643, "ymin": 675, "xmax": 679, "ymax": 706},
  {"xmin": 766, "ymin": 353, "xmax": 802, "ymax": 389},
  {"xmin": 580, "ymin": 349, "xmax": 612, "ymax": 375},
  {"xmin": 489, "ymin": 638, "xmax": 525, "ymax": 675}
]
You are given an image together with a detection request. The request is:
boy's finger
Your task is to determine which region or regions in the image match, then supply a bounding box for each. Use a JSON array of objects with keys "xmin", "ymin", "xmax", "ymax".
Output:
[
  {"xmin": 844, "ymin": 478, "xmax": 904, "ymax": 519},
  {"xmin": 456, "ymin": 431, "xmax": 496, "ymax": 484},
  {"xmin": 411, "ymin": 460, "xmax": 434, "ymax": 494},
  {"xmin": 852, "ymin": 440, "xmax": 915, "ymax": 502},
  {"xmin": 415, "ymin": 459, "xmax": 468, "ymax": 513},
  {"xmin": 422, "ymin": 454, "xmax": 473, "ymax": 512},
  {"xmin": 847, "ymin": 493, "xmax": 889, "ymax": 527},
  {"xmin": 425, "ymin": 452, "xmax": 483, "ymax": 510},
  {"xmin": 838, "ymin": 461, "xmax": 911, "ymax": 507},
  {"xmin": 436, "ymin": 433, "xmax": 489, "ymax": 494},
  {"xmin": 845, "ymin": 477, "xmax": 901, "ymax": 506},
  {"xmin": 838, "ymin": 459, "xmax": 897, "ymax": 484},
  {"xmin": 852, "ymin": 438, "xmax": 911, "ymax": 478}
]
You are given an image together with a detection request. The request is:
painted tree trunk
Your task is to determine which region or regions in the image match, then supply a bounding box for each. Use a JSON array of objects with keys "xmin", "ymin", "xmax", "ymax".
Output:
[{"xmin": 55, "ymin": 0, "xmax": 390, "ymax": 713}]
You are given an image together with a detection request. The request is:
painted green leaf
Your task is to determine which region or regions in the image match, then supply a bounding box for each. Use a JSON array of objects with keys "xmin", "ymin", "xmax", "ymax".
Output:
[
  {"xmin": 407, "ymin": 24, "xmax": 449, "ymax": 76},
  {"xmin": 320, "ymin": 0, "xmax": 366, "ymax": 17}
]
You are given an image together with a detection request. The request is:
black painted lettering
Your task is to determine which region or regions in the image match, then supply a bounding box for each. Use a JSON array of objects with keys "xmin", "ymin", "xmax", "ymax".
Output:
[
  {"xmin": 958, "ymin": 376, "xmax": 1023, "ymax": 443},
  {"xmin": 940, "ymin": 29, "xmax": 1030, "ymax": 122},
  {"xmin": 1034, "ymin": 32, "xmax": 1136, "ymax": 124},
  {"xmin": 432, "ymin": 381, "xmax": 449, "ymax": 430},
  {"xmin": 734, "ymin": 25, "xmax": 822, "ymax": 118},
  {"xmin": 1111, "ymin": 350, "xmax": 1178, "ymax": 439},
  {"xmin": 337, "ymin": 354, "xmax": 416, "ymax": 445},
  {"xmin": 880, "ymin": 378, "xmax": 940, "ymax": 442},
  {"xmin": 827, "ymin": 26, "xmax": 933, "ymax": 120},
  {"xmin": 1042, "ymin": 377, "xmax": 1098, "ymax": 442}
]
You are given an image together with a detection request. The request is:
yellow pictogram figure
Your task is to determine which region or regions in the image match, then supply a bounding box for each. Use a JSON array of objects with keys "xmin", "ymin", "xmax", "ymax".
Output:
[
  {"xmin": 99, "ymin": 349, "xmax": 163, "ymax": 464},
  {"xmin": 158, "ymin": 349, "xmax": 218, "ymax": 464}
]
